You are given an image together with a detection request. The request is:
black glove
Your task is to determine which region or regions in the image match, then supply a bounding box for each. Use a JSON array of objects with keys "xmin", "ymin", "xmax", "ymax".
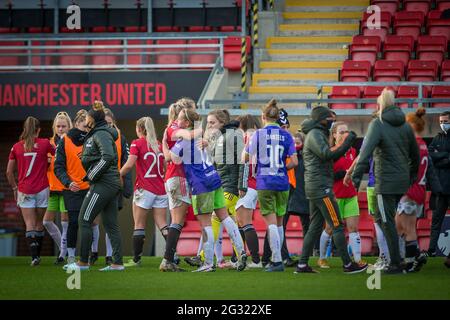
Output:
[
  {"xmin": 345, "ymin": 131, "xmax": 357, "ymax": 146},
  {"xmin": 334, "ymin": 170, "xmax": 346, "ymax": 181}
]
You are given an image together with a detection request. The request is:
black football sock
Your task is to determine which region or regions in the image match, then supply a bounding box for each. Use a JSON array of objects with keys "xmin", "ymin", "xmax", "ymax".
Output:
[
  {"xmin": 243, "ymin": 224, "xmax": 260, "ymax": 263},
  {"xmin": 132, "ymin": 229, "xmax": 145, "ymax": 262},
  {"xmin": 164, "ymin": 224, "xmax": 183, "ymax": 262}
]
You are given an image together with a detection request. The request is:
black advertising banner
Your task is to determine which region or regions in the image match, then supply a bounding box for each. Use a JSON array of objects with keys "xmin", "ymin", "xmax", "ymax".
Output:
[{"xmin": 0, "ymin": 71, "xmax": 210, "ymax": 120}]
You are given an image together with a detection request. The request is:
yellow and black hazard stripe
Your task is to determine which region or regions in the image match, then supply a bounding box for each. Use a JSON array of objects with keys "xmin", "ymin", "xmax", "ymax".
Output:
[
  {"xmin": 252, "ymin": 1, "xmax": 258, "ymax": 47},
  {"xmin": 241, "ymin": 36, "xmax": 247, "ymax": 92}
]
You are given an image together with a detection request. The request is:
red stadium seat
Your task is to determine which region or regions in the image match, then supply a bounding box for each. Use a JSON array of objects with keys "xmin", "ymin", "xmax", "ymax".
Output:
[
  {"xmin": 285, "ymin": 215, "xmax": 304, "ymax": 256},
  {"xmin": 397, "ymin": 86, "xmax": 429, "ymax": 108},
  {"xmin": 403, "ymin": 0, "xmax": 432, "ymax": 15},
  {"xmin": 370, "ymin": 0, "xmax": 400, "ymax": 15},
  {"xmin": 177, "ymin": 220, "xmax": 201, "ymax": 256},
  {"xmin": 59, "ymin": 40, "xmax": 88, "ymax": 66},
  {"xmin": 155, "ymin": 26, "xmax": 182, "ymax": 32},
  {"xmin": 349, "ymin": 35, "xmax": 381, "ymax": 66},
  {"xmin": 383, "ymin": 35, "xmax": 415, "ymax": 66},
  {"xmin": 155, "ymin": 39, "xmax": 186, "ymax": 66},
  {"xmin": 223, "ymin": 36, "xmax": 251, "ymax": 71},
  {"xmin": 0, "ymin": 41, "xmax": 24, "ymax": 69},
  {"xmin": 416, "ymin": 35, "xmax": 447, "ymax": 66},
  {"xmin": 362, "ymin": 12, "xmax": 391, "ymax": 42},
  {"xmin": 187, "ymin": 39, "xmax": 218, "ymax": 67},
  {"xmin": 123, "ymin": 26, "xmax": 147, "ymax": 32},
  {"xmin": 31, "ymin": 40, "xmax": 57, "ymax": 66},
  {"xmin": 407, "ymin": 60, "xmax": 438, "ymax": 81},
  {"xmin": 427, "ymin": 19, "xmax": 450, "ymax": 42},
  {"xmin": 59, "ymin": 27, "xmax": 85, "ymax": 33},
  {"xmin": 0, "ymin": 27, "xmax": 20, "ymax": 33},
  {"xmin": 187, "ymin": 26, "xmax": 213, "ymax": 32},
  {"xmin": 340, "ymin": 60, "xmax": 372, "ymax": 82},
  {"xmin": 91, "ymin": 40, "xmax": 122, "ymax": 66},
  {"xmin": 91, "ymin": 26, "xmax": 117, "ymax": 33},
  {"xmin": 431, "ymin": 85, "xmax": 450, "ymax": 107},
  {"xmin": 329, "ymin": 86, "xmax": 360, "ymax": 109},
  {"xmin": 394, "ymin": 11, "xmax": 424, "ymax": 41},
  {"xmin": 437, "ymin": 0, "xmax": 450, "ymax": 11},
  {"xmin": 126, "ymin": 39, "xmax": 152, "ymax": 66},
  {"xmin": 363, "ymin": 86, "xmax": 386, "ymax": 108},
  {"xmin": 441, "ymin": 60, "xmax": 450, "ymax": 81},
  {"xmin": 417, "ymin": 217, "xmax": 431, "ymax": 251},
  {"xmin": 219, "ymin": 26, "xmax": 242, "ymax": 32},
  {"xmin": 27, "ymin": 27, "xmax": 52, "ymax": 33},
  {"xmin": 374, "ymin": 60, "xmax": 404, "ymax": 81}
]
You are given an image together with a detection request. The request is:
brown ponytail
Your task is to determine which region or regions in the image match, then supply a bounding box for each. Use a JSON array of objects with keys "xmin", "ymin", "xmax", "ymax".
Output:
[
  {"xmin": 406, "ymin": 107, "xmax": 426, "ymax": 133},
  {"xmin": 262, "ymin": 99, "xmax": 279, "ymax": 122},
  {"xmin": 20, "ymin": 116, "xmax": 40, "ymax": 152}
]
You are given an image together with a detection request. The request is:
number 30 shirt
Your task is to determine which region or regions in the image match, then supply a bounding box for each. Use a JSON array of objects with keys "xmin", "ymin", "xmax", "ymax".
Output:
[
  {"xmin": 246, "ymin": 123, "xmax": 296, "ymax": 191},
  {"xmin": 9, "ymin": 138, "xmax": 55, "ymax": 194},
  {"xmin": 171, "ymin": 138, "xmax": 222, "ymax": 195},
  {"xmin": 129, "ymin": 137, "xmax": 165, "ymax": 195}
]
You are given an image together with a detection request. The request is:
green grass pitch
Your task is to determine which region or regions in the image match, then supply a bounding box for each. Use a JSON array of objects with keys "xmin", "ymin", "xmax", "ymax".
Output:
[{"xmin": 0, "ymin": 256, "xmax": 449, "ymax": 300}]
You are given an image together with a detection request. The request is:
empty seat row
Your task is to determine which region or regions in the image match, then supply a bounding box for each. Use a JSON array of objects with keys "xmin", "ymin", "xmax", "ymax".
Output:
[
  {"xmin": 329, "ymin": 85, "xmax": 450, "ymax": 109},
  {"xmin": 370, "ymin": 0, "xmax": 450, "ymax": 17},
  {"xmin": 362, "ymin": 9, "xmax": 450, "ymax": 41},
  {"xmin": 350, "ymin": 34, "xmax": 448, "ymax": 66},
  {"xmin": 341, "ymin": 59, "xmax": 450, "ymax": 81}
]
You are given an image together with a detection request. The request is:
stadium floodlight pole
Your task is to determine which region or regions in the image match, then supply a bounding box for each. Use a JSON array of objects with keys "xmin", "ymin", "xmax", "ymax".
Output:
[
  {"xmin": 149, "ymin": 0, "xmax": 153, "ymax": 32},
  {"xmin": 53, "ymin": 0, "xmax": 59, "ymax": 34}
]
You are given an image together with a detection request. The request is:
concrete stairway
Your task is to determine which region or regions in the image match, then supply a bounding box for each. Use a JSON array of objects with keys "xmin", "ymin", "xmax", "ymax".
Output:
[{"xmin": 249, "ymin": 0, "xmax": 368, "ymax": 101}]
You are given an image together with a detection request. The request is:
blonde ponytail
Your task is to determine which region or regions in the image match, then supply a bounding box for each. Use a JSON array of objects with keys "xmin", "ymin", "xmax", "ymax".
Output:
[
  {"xmin": 20, "ymin": 116, "xmax": 40, "ymax": 152},
  {"xmin": 137, "ymin": 117, "xmax": 160, "ymax": 154}
]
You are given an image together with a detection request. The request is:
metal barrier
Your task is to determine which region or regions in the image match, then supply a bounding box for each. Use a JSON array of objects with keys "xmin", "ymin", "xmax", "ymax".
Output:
[{"xmin": 0, "ymin": 36, "xmax": 225, "ymax": 71}]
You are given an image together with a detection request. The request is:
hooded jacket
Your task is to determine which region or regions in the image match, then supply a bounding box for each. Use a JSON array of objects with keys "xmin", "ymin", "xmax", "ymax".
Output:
[
  {"xmin": 352, "ymin": 105, "xmax": 420, "ymax": 195},
  {"xmin": 428, "ymin": 130, "xmax": 450, "ymax": 194},
  {"xmin": 209, "ymin": 120, "xmax": 245, "ymax": 195},
  {"xmin": 81, "ymin": 121, "xmax": 121, "ymax": 187},
  {"xmin": 301, "ymin": 118, "xmax": 357, "ymax": 199}
]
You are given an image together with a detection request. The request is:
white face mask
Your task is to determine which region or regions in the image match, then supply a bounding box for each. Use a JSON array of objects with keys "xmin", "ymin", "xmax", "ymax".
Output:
[{"xmin": 441, "ymin": 123, "xmax": 450, "ymax": 133}]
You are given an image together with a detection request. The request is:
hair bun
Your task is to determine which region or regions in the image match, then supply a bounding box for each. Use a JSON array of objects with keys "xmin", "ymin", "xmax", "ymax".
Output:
[
  {"xmin": 416, "ymin": 107, "xmax": 426, "ymax": 118},
  {"xmin": 92, "ymin": 100, "xmax": 105, "ymax": 112}
]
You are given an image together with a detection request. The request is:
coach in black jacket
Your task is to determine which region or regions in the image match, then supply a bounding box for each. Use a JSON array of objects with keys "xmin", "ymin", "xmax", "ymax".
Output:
[{"xmin": 428, "ymin": 111, "xmax": 450, "ymax": 257}]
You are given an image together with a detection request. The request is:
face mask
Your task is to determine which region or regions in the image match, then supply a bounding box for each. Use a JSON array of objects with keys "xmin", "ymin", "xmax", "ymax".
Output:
[{"xmin": 441, "ymin": 123, "xmax": 450, "ymax": 133}]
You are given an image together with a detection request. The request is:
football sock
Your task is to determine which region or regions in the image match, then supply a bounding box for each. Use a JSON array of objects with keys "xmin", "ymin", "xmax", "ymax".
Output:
[
  {"xmin": 374, "ymin": 222, "xmax": 390, "ymax": 263},
  {"xmin": 320, "ymin": 230, "xmax": 331, "ymax": 259},
  {"xmin": 243, "ymin": 224, "xmax": 260, "ymax": 263},
  {"xmin": 405, "ymin": 240, "xmax": 419, "ymax": 263},
  {"xmin": 91, "ymin": 224, "xmax": 99, "ymax": 253},
  {"xmin": 159, "ymin": 225, "xmax": 169, "ymax": 241},
  {"xmin": 60, "ymin": 221, "xmax": 68, "ymax": 258},
  {"xmin": 214, "ymin": 223, "xmax": 224, "ymax": 262},
  {"xmin": 399, "ymin": 235, "xmax": 406, "ymax": 260},
  {"xmin": 25, "ymin": 231, "xmax": 39, "ymax": 260},
  {"xmin": 203, "ymin": 226, "xmax": 214, "ymax": 265},
  {"xmin": 222, "ymin": 216, "xmax": 244, "ymax": 255},
  {"xmin": 132, "ymin": 229, "xmax": 145, "ymax": 262},
  {"xmin": 268, "ymin": 224, "xmax": 281, "ymax": 263},
  {"xmin": 105, "ymin": 233, "xmax": 113, "ymax": 257},
  {"xmin": 163, "ymin": 223, "xmax": 183, "ymax": 262},
  {"xmin": 349, "ymin": 232, "xmax": 362, "ymax": 262},
  {"xmin": 36, "ymin": 230, "xmax": 45, "ymax": 257},
  {"xmin": 43, "ymin": 220, "xmax": 61, "ymax": 251}
]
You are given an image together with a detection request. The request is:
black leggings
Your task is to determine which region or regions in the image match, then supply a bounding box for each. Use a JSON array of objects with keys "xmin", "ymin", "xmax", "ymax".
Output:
[{"xmin": 63, "ymin": 189, "xmax": 88, "ymax": 249}]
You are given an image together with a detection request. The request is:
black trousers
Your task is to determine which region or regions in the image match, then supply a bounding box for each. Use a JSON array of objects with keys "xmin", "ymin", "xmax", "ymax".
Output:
[
  {"xmin": 429, "ymin": 195, "xmax": 450, "ymax": 253},
  {"xmin": 63, "ymin": 189, "xmax": 88, "ymax": 249}
]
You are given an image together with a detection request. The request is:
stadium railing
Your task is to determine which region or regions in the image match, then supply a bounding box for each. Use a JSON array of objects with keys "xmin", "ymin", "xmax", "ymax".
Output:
[{"xmin": 0, "ymin": 35, "xmax": 225, "ymax": 70}]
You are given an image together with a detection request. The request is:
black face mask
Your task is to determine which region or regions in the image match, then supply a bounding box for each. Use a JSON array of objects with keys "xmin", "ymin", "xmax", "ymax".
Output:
[{"xmin": 326, "ymin": 120, "xmax": 335, "ymax": 130}]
